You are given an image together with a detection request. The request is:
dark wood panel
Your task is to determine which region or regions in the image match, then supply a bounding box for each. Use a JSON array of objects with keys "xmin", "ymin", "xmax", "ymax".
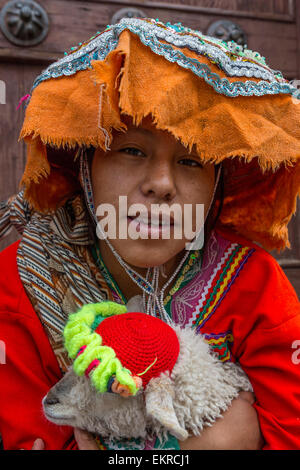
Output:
[
  {"xmin": 0, "ymin": 62, "xmax": 25, "ymax": 202},
  {"xmin": 283, "ymin": 268, "xmax": 300, "ymax": 299},
  {"xmin": 0, "ymin": 62, "xmax": 43, "ymax": 252},
  {"xmin": 296, "ymin": 0, "xmax": 300, "ymax": 78},
  {"xmin": 141, "ymin": 0, "xmax": 294, "ymax": 15},
  {"xmin": 71, "ymin": 0, "xmax": 295, "ymax": 21},
  {"xmin": 273, "ymin": 0, "xmax": 294, "ymax": 16},
  {"xmin": 273, "ymin": 211, "xmax": 300, "ymax": 264},
  {"xmin": 0, "ymin": 48, "xmax": 61, "ymax": 65}
]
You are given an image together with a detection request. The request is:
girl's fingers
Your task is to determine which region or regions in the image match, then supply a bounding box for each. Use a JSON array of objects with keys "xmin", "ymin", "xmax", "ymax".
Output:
[
  {"xmin": 32, "ymin": 438, "xmax": 45, "ymax": 450},
  {"xmin": 74, "ymin": 428, "xmax": 99, "ymax": 450}
]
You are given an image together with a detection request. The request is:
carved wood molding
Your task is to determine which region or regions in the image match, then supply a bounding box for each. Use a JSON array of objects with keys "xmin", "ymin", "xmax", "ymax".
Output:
[
  {"xmin": 0, "ymin": 0, "xmax": 49, "ymax": 46},
  {"xmin": 0, "ymin": 45, "xmax": 56, "ymax": 63},
  {"xmin": 278, "ymin": 259, "xmax": 300, "ymax": 268},
  {"xmin": 206, "ymin": 19, "xmax": 247, "ymax": 45},
  {"xmin": 72, "ymin": 0, "xmax": 296, "ymax": 23},
  {"xmin": 111, "ymin": 7, "xmax": 146, "ymax": 24}
]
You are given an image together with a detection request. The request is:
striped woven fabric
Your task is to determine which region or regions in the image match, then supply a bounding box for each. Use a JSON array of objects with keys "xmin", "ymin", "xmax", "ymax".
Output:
[
  {"xmin": 0, "ymin": 193, "xmax": 31, "ymax": 239},
  {"xmin": 0, "ymin": 191, "xmax": 114, "ymax": 372}
]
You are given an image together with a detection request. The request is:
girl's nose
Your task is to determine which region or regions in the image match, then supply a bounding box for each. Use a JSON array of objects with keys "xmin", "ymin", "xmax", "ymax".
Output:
[{"xmin": 140, "ymin": 161, "xmax": 176, "ymax": 201}]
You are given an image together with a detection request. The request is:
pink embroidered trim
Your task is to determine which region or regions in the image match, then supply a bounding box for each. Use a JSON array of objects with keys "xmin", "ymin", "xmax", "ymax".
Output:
[
  {"xmin": 76, "ymin": 345, "xmax": 87, "ymax": 357},
  {"xmin": 85, "ymin": 359, "xmax": 101, "ymax": 377},
  {"xmin": 16, "ymin": 94, "xmax": 31, "ymax": 110}
]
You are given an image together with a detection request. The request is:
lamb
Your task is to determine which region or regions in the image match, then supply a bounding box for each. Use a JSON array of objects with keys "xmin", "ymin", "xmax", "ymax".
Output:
[{"xmin": 43, "ymin": 302, "xmax": 252, "ymax": 447}]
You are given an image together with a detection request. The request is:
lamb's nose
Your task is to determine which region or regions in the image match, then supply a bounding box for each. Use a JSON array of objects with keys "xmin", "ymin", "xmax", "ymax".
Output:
[
  {"xmin": 45, "ymin": 396, "xmax": 59, "ymax": 405},
  {"xmin": 44, "ymin": 391, "xmax": 60, "ymax": 405}
]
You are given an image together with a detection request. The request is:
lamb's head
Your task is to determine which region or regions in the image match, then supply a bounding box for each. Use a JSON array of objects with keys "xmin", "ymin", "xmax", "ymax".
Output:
[
  {"xmin": 43, "ymin": 368, "xmax": 147, "ymax": 439},
  {"xmin": 43, "ymin": 302, "xmax": 188, "ymax": 441},
  {"xmin": 43, "ymin": 365, "xmax": 189, "ymax": 441},
  {"xmin": 43, "ymin": 301, "xmax": 252, "ymax": 442}
]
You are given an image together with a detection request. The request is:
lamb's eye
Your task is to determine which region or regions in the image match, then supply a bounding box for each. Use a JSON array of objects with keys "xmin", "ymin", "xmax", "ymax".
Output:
[
  {"xmin": 120, "ymin": 147, "xmax": 145, "ymax": 157},
  {"xmin": 179, "ymin": 158, "xmax": 203, "ymax": 168}
]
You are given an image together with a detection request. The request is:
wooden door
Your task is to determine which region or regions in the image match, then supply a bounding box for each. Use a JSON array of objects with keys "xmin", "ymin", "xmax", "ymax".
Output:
[{"xmin": 0, "ymin": 0, "xmax": 299, "ymax": 295}]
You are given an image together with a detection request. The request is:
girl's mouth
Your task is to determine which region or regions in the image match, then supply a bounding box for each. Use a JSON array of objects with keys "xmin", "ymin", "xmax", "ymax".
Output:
[{"xmin": 127, "ymin": 213, "xmax": 175, "ymax": 239}]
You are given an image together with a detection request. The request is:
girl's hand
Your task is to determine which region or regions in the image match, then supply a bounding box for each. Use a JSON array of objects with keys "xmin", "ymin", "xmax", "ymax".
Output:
[
  {"xmin": 22, "ymin": 428, "xmax": 98, "ymax": 450},
  {"xmin": 74, "ymin": 428, "xmax": 99, "ymax": 450},
  {"xmin": 179, "ymin": 391, "xmax": 264, "ymax": 450},
  {"xmin": 20, "ymin": 438, "xmax": 45, "ymax": 450},
  {"xmin": 32, "ymin": 438, "xmax": 45, "ymax": 450},
  {"xmin": 23, "ymin": 430, "xmax": 98, "ymax": 450}
]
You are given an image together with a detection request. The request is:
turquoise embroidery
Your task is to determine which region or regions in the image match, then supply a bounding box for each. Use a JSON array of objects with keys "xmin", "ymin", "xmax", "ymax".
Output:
[{"xmin": 97, "ymin": 433, "xmax": 180, "ymax": 450}]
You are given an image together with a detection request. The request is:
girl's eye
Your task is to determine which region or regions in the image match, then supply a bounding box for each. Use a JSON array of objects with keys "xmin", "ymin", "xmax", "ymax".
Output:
[
  {"xmin": 179, "ymin": 158, "xmax": 203, "ymax": 168},
  {"xmin": 120, "ymin": 147, "xmax": 145, "ymax": 157}
]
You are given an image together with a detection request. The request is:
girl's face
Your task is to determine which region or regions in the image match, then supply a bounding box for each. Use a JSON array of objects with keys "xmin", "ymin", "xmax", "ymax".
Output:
[{"xmin": 91, "ymin": 115, "xmax": 215, "ymax": 268}]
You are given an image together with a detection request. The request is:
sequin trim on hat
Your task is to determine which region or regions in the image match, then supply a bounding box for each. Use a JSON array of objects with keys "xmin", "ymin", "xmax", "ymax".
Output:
[{"xmin": 29, "ymin": 17, "xmax": 296, "ymax": 99}]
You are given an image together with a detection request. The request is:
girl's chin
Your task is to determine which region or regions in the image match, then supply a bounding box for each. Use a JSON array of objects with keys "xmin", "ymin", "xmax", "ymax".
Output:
[
  {"xmin": 112, "ymin": 240, "xmax": 186, "ymax": 269},
  {"xmin": 121, "ymin": 254, "xmax": 173, "ymax": 269}
]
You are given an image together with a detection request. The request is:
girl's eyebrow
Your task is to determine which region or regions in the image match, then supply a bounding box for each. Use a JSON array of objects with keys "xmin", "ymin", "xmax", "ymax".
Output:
[{"xmin": 112, "ymin": 127, "xmax": 154, "ymax": 144}]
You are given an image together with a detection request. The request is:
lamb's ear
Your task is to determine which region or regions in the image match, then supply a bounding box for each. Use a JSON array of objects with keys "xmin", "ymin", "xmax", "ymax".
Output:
[{"xmin": 145, "ymin": 374, "xmax": 188, "ymax": 441}]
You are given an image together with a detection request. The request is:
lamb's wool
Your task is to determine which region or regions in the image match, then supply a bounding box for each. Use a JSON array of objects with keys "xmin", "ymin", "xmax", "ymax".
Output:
[
  {"xmin": 170, "ymin": 326, "xmax": 253, "ymax": 434},
  {"xmin": 43, "ymin": 325, "xmax": 252, "ymax": 442}
]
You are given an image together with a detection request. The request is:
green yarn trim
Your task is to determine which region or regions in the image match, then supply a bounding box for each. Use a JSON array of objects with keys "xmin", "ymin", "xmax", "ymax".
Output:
[
  {"xmin": 63, "ymin": 301, "xmax": 138, "ymax": 395},
  {"xmin": 91, "ymin": 356, "xmax": 134, "ymax": 394},
  {"xmin": 91, "ymin": 314, "xmax": 105, "ymax": 331},
  {"xmin": 64, "ymin": 301, "xmax": 127, "ymax": 358},
  {"xmin": 137, "ymin": 357, "xmax": 158, "ymax": 376}
]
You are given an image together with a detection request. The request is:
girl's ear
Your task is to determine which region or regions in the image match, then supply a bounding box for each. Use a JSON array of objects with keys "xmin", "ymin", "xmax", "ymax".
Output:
[{"xmin": 144, "ymin": 374, "xmax": 188, "ymax": 441}]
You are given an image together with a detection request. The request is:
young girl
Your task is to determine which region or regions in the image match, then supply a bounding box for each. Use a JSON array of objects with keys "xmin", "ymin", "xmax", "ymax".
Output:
[{"xmin": 0, "ymin": 17, "xmax": 299, "ymax": 450}]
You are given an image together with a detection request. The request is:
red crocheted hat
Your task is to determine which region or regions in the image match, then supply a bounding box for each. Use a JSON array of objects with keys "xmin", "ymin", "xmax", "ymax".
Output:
[
  {"xmin": 64, "ymin": 302, "xmax": 180, "ymax": 396},
  {"xmin": 96, "ymin": 312, "xmax": 180, "ymax": 388}
]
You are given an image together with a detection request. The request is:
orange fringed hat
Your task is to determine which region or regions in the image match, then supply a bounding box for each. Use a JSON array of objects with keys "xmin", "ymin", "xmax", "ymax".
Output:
[{"xmin": 18, "ymin": 17, "xmax": 300, "ymax": 252}]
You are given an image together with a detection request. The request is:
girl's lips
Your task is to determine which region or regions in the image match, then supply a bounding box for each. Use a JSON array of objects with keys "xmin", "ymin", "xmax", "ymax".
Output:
[{"xmin": 127, "ymin": 216, "xmax": 174, "ymax": 238}]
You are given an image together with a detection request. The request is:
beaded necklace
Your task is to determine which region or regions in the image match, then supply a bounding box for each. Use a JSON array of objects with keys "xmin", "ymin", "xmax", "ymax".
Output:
[{"xmin": 92, "ymin": 239, "xmax": 203, "ymax": 317}]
